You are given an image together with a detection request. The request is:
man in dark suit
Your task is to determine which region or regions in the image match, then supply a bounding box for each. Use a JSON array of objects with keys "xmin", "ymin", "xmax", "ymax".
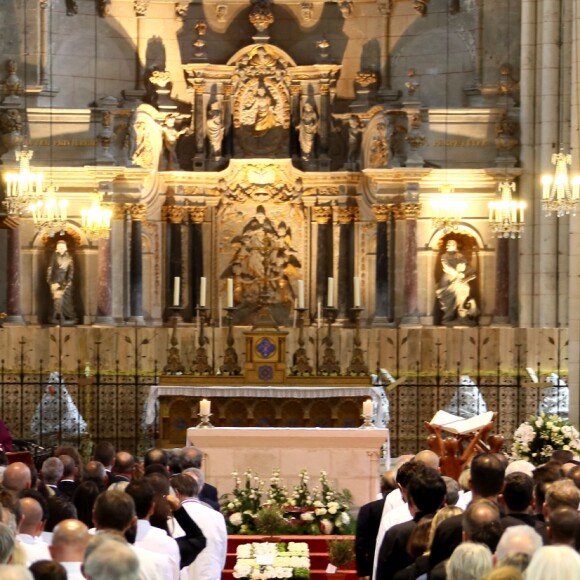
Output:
[
  {"xmin": 376, "ymin": 466, "xmax": 446, "ymax": 579},
  {"xmin": 500, "ymin": 472, "xmax": 547, "ymax": 542},
  {"xmin": 429, "ymin": 452, "xmax": 505, "ymax": 574},
  {"xmin": 56, "ymin": 454, "xmax": 79, "ymax": 499},
  {"xmin": 93, "ymin": 440, "xmax": 116, "ymax": 483},
  {"xmin": 355, "ymin": 472, "xmax": 395, "ymax": 579},
  {"xmin": 180, "ymin": 447, "xmax": 219, "ymax": 510},
  {"xmin": 110, "ymin": 451, "xmax": 135, "ymax": 484}
]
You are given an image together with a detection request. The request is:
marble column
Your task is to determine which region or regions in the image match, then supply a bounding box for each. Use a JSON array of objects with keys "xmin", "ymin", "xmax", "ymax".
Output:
[
  {"xmin": 372, "ymin": 204, "xmax": 390, "ymax": 324},
  {"xmin": 188, "ymin": 206, "xmax": 206, "ymax": 319},
  {"xmin": 312, "ymin": 206, "xmax": 333, "ymax": 311},
  {"xmin": 222, "ymin": 83, "xmax": 233, "ymax": 159},
  {"xmin": 128, "ymin": 204, "xmax": 147, "ymax": 324},
  {"xmin": 493, "ymin": 237, "xmax": 510, "ymax": 324},
  {"xmin": 193, "ymin": 80, "xmax": 206, "ymax": 168},
  {"xmin": 336, "ymin": 206, "xmax": 359, "ymax": 318},
  {"xmin": 164, "ymin": 205, "xmax": 185, "ymax": 317},
  {"xmin": 5, "ymin": 222, "xmax": 24, "ymax": 324},
  {"xmin": 290, "ymin": 83, "xmax": 302, "ymax": 158},
  {"xmin": 401, "ymin": 203, "xmax": 421, "ymax": 325},
  {"xmin": 319, "ymin": 80, "xmax": 330, "ymax": 160},
  {"xmin": 95, "ymin": 202, "xmax": 120, "ymax": 325}
]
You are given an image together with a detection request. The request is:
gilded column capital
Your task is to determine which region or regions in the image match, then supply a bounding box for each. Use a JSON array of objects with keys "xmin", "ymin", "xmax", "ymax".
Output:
[
  {"xmin": 127, "ymin": 203, "xmax": 148, "ymax": 221},
  {"xmin": 312, "ymin": 206, "xmax": 333, "ymax": 224},
  {"xmin": 134, "ymin": 0, "xmax": 150, "ymax": 17},
  {"xmin": 162, "ymin": 205, "xmax": 185, "ymax": 224},
  {"xmin": 335, "ymin": 206, "xmax": 359, "ymax": 224},
  {"xmin": 222, "ymin": 84, "xmax": 233, "ymax": 96},
  {"xmin": 103, "ymin": 202, "xmax": 126, "ymax": 221},
  {"xmin": 188, "ymin": 206, "xmax": 206, "ymax": 224},
  {"xmin": 194, "ymin": 81, "xmax": 206, "ymax": 94},
  {"xmin": 290, "ymin": 84, "xmax": 302, "ymax": 96},
  {"xmin": 372, "ymin": 204, "xmax": 391, "ymax": 222},
  {"xmin": 319, "ymin": 83, "xmax": 330, "ymax": 95},
  {"xmin": 402, "ymin": 203, "xmax": 422, "ymax": 219}
]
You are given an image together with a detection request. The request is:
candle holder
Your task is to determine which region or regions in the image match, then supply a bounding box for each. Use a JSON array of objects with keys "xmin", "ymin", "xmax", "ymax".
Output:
[
  {"xmin": 220, "ymin": 307, "xmax": 241, "ymax": 375},
  {"xmin": 196, "ymin": 412, "xmax": 214, "ymax": 428},
  {"xmin": 291, "ymin": 307, "xmax": 313, "ymax": 375},
  {"xmin": 347, "ymin": 306, "xmax": 369, "ymax": 375},
  {"xmin": 163, "ymin": 306, "xmax": 185, "ymax": 375},
  {"xmin": 319, "ymin": 306, "xmax": 340, "ymax": 375},
  {"xmin": 190, "ymin": 306, "xmax": 213, "ymax": 374},
  {"xmin": 359, "ymin": 413, "xmax": 376, "ymax": 430}
]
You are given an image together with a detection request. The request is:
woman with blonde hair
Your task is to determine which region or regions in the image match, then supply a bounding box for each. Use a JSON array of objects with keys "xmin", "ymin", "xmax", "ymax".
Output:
[{"xmin": 426, "ymin": 505, "xmax": 464, "ymax": 554}]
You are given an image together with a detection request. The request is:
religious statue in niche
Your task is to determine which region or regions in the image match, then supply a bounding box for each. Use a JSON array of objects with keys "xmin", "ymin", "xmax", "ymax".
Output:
[
  {"xmin": 368, "ymin": 121, "xmax": 389, "ymax": 168},
  {"xmin": 47, "ymin": 240, "xmax": 77, "ymax": 325},
  {"xmin": 161, "ymin": 114, "xmax": 188, "ymax": 170},
  {"xmin": 206, "ymin": 101, "xmax": 225, "ymax": 160},
  {"xmin": 346, "ymin": 115, "xmax": 363, "ymax": 166},
  {"xmin": 129, "ymin": 104, "xmax": 163, "ymax": 169},
  {"xmin": 297, "ymin": 101, "xmax": 318, "ymax": 161},
  {"xmin": 223, "ymin": 205, "xmax": 301, "ymax": 324},
  {"xmin": 435, "ymin": 239, "xmax": 479, "ymax": 326},
  {"xmin": 233, "ymin": 44, "xmax": 290, "ymax": 158}
]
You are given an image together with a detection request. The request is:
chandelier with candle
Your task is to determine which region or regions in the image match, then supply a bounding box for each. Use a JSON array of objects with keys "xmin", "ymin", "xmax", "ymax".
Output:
[
  {"xmin": 2, "ymin": 146, "xmax": 44, "ymax": 215},
  {"xmin": 81, "ymin": 193, "xmax": 112, "ymax": 240},
  {"xmin": 488, "ymin": 180, "xmax": 525, "ymax": 239},
  {"xmin": 541, "ymin": 150, "xmax": 580, "ymax": 217},
  {"xmin": 431, "ymin": 185, "xmax": 466, "ymax": 233}
]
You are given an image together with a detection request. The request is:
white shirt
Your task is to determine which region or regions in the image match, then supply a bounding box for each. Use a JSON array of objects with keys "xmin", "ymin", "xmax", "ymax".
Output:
[
  {"xmin": 60, "ymin": 561, "xmax": 85, "ymax": 580},
  {"xmin": 456, "ymin": 490, "xmax": 472, "ymax": 510},
  {"xmin": 372, "ymin": 501, "xmax": 412, "ymax": 578},
  {"xmin": 383, "ymin": 488, "xmax": 404, "ymax": 514},
  {"xmin": 16, "ymin": 534, "xmax": 51, "ymax": 565},
  {"xmin": 136, "ymin": 519, "xmax": 180, "ymax": 580},
  {"xmin": 173, "ymin": 498, "xmax": 227, "ymax": 580}
]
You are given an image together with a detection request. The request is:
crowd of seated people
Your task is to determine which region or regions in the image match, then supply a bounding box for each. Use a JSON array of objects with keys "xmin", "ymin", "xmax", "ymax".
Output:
[
  {"xmin": 356, "ymin": 448, "xmax": 580, "ymax": 580},
  {"xmin": 0, "ymin": 443, "xmax": 225, "ymax": 580}
]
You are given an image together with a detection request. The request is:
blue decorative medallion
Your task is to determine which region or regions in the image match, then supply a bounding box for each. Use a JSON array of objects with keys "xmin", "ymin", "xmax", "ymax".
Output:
[
  {"xmin": 256, "ymin": 337, "xmax": 276, "ymax": 358},
  {"xmin": 258, "ymin": 365, "xmax": 274, "ymax": 381}
]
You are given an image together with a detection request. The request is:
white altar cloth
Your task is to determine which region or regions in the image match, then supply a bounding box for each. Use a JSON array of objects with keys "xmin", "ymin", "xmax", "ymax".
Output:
[
  {"xmin": 186, "ymin": 427, "xmax": 389, "ymax": 509},
  {"xmin": 145, "ymin": 384, "xmax": 389, "ymax": 425}
]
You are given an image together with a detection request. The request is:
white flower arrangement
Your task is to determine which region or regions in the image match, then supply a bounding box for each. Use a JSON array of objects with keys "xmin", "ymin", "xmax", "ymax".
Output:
[
  {"xmin": 233, "ymin": 541, "xmax": 310, "ymax": 579},
  {"xmin": 512, "ymin": 412, "xmax": 580, "ymax": 465}
]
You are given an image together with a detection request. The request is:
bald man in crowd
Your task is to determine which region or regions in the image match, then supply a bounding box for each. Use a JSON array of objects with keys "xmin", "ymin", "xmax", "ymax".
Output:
[
  {"xmin": 49, "ymin": 519, "xmax": 90, "ymax": 580},
  {"xmin": 2, "ymin": 463, "xmax": 31, "ymax": 494},
  {"xmin": 16, "ymin": 497, "xmax": 50, "ymax": 565}
]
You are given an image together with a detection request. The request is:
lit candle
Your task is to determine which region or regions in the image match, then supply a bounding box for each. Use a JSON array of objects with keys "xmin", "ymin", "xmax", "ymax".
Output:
[
  {"xmin": 297, "ymin": 280, "xmax": 305, "ymax": 309},
  {"xmin": 199, "ymin": 399, "xmax": 211, "ymax": 415},
  {"xmin": 363, "ymin": 399, "xmax": 373, "ymax": 417},
  {"xmin": 199, "ymin": 277, "xmax": 207, "ymax": 307},
  {"xmin": 227, "ymin": 278, "xmax": 234, "ymax": 308},
  {"xmin": 173, "ymin": 276, "xmax": 180, "ymax": 306},
  {"xmin": 327, "ymin": 277, "xmax": 334, "ymax": 307},
  {"xmin": 353, "ymin": 276, "xmax": 361, "ymax": 308}
]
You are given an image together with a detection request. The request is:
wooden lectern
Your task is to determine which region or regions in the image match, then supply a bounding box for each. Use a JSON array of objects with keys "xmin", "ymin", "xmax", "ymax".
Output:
[{"xmin": 424, "ymin": 411, "xmax": 504, "ymax": 480}]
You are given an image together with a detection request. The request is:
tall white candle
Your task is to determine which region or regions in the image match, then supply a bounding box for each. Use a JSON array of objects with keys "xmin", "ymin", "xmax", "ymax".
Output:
[
  {"xmin": 218, "ymin": 296, "xmax": 222, "ymax": 328},
  {"xmin": 297, "ymin": 280, "xmax": 305, "ymax": 309},
  {"xmin": 317, "ymin": 301, "xmax": 322, "ymax": 329},
  {"xmin": 199, "ymin": 277, "xmax": 207, "ymax": 307},
  {"xmin": 227, "ymin": 278, "xmax": 234, "ymax": 308},
  {"xmin": 353, "ymin": 276, "xmax": 361, "ymax": 308},
  {"xmin": 363, "ymin": 399, "xmax": 373, "ymax": 417},
  {"xmin": 327, "ymin": 277, "xmax": 334, "ymax": 307},
  {"xmin": 199, "ymin": 399, "xmax": 211, "ymax": 415},
  {"xmin": 173, "ymin": 276, "xmax": 180, "ymax": 306}
]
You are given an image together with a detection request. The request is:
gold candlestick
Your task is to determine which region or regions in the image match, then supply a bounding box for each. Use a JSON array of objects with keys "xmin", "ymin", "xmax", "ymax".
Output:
[
  {"xmin": 347, "ymin": 306, "xmax": 368, "ymax": 375},
  {"xmin": 220, "ymin": 307, "xmax": 241, "ymax": 375},
  {"xmin": 191, "ymin": 306, "xmax": 212, "ymax": 374},
  {"xmin": 319, "ymin": 306, "xmax": 340, "ymax": 375},
  {"xmin": 291, "ymin": 307, "xmax": 313, "ymax": 375}
]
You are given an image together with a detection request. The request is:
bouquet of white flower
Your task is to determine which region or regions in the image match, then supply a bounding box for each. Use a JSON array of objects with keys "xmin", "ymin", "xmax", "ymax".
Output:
[
  {"xmin": 511, "ymin": 412, "xmax": 580, "ymax": 465},
  {"xmin": 233, "ymin": 541, "xmax": 310, "ymax": 579}
]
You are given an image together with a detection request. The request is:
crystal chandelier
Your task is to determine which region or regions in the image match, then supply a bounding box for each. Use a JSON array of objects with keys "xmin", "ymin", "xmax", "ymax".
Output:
[
  {"xmin": 29, "ymin": 185, "xmax": 69, "ymax": 237},
  {"xmin": 541, "ymin": 149, "xmax": 580, "ymax": 217},
  {"xmin": 488, "ymin": 180, "xmax": 525, "ymax": 239},
  {"xmin": 2, "ymin": 146, "xmax": 44, "ymax": 215},
  {"xmin": 431, "ymin": 185, "xmax": 467, "ymax": 233},
  {"xmin": 81, "ymin": 194, "xmax": 112, "ymax": 240}
]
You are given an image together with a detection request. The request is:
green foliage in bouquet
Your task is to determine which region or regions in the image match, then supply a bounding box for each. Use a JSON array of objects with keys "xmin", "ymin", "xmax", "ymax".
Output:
[{"xmin": 327, "ymin": 539, "xmax": 355, "ymax": 568}]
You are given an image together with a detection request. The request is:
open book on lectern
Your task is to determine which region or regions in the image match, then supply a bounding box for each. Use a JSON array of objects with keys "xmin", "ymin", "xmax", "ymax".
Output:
[{"xmin": 428, "ymin": 410, "xmax": 495, "ymax": 435}]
